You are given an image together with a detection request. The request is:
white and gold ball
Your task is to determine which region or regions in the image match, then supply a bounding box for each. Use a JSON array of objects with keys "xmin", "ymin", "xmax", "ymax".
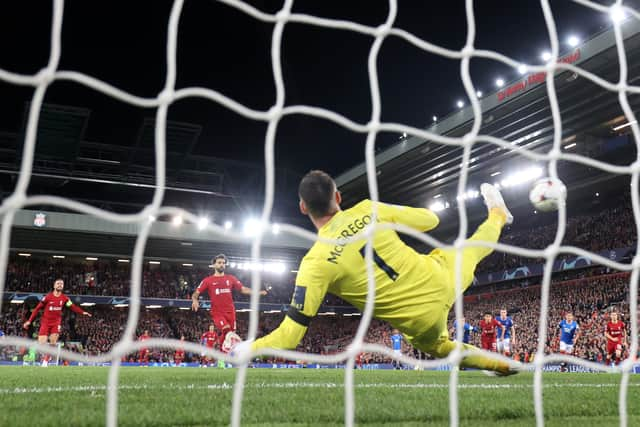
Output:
[{"xmin": 529, "ymin": 178, "xmax": 567, "ymax": 212}]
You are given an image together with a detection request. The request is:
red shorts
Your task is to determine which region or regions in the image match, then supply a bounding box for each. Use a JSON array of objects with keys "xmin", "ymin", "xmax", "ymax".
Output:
[
  {"xmin": 211, "ymin": 311, "xmax": 236, "ymax": 333},
  {"xmin": 481, "ymin": 338, "xmax": 496, "ymax": 351},
  {"xmin": 607, "ymin": 340, "xmax": 623, "ymax": 355},
  {"xmin": 38, "ymin": 321, "xmax": 61, "ymax": 336}
]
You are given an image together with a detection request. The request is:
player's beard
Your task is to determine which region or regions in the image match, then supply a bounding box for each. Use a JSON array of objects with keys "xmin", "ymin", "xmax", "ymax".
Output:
[{"xmin": 215, "ymin": 267, "xmax": 225, "ymax": 274}]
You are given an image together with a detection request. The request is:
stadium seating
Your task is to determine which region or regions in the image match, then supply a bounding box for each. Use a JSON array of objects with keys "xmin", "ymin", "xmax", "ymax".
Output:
[
  {"xmin": 0, "ymin": 269, "xmax": 631, "ymax": 363},
  {"xmin": 1, "ymin": 198, "xmax": 635, "ymax": 363}
]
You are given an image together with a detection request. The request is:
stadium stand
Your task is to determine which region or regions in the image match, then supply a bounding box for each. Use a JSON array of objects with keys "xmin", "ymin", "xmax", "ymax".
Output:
[{"xmin": 1, "ymin": 267, "xmax": 632, "ymax": 364}]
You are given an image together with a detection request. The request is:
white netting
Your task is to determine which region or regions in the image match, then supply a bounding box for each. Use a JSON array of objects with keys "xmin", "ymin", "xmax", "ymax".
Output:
[{"xmin": 0, "ymin": 0, "xmax": 639, "ymax": 426}]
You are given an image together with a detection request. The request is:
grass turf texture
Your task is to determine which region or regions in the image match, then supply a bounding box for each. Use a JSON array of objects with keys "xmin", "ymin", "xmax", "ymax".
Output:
[{"xmin": 0, "ymin": 367, "xmax": 638, "ymax": 426}]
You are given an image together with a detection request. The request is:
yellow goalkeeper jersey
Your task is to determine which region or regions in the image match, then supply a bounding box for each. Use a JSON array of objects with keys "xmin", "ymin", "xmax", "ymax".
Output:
[{"xmin": 253, "ymin": 199, "xmax": 449, "ymax": 351}]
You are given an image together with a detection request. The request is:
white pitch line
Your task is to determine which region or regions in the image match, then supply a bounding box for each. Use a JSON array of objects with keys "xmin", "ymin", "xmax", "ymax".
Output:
[{"xmin": 1, "ymin": 381, "xmax": 639, "ymax": 395}]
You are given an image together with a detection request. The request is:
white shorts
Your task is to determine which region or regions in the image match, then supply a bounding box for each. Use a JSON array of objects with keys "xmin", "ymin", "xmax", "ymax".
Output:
[
  {"xmin": 497, "ymin": 338, "xmax": 511, "ymax": 353},
  {"xmin": 559, "ymin": 341, "xmax": 573, "ymax": 354}
]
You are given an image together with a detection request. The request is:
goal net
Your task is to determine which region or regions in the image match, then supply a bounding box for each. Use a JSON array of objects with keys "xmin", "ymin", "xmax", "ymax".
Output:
[{"xmin": 0, "ymin": 0, "xmax": 639, "ymax": 426}]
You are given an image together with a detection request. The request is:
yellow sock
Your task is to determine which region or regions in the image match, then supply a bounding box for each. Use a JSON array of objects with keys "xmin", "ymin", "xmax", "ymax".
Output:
[{"xmin": 460, "ymin": 349, "xmax": 511, "ymax": 373}]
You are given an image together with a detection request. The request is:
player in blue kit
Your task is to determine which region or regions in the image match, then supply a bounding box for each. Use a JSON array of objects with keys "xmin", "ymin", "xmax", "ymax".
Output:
[
  {"xmin": 496, "ymin": 309, "xmax": 515, "ymax": 357},
  {"xmin": 391, "ymin": 329, "xmax": 403, "ymax": 369},
  {"xmin": 452, "ymin": 317, "xmax": 477, "ymax": 344},
  {"xmin": 558, "ymin": 312, "xmax": 580, "ymax": 354},
  {"xmin": 558, "ymin": 312, "xmax": 580, "ymax": 371}
]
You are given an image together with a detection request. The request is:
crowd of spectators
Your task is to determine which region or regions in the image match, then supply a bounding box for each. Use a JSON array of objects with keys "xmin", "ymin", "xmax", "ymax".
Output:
[
  {"xmin": 1, "ymin": 268, "xmax": 635, "ymax": 365},
  {"xmin": 4, "ymin": 258, "xmax": 296, "ymax": 303},
  {"xmin": 4, "ymin": 197, "xmax": 636, "ymax": 305},
  {"xmin": 1, "ymin": 195, "xmax": 638, "ymax": 364},
  {"xmin": 456, "ymin": 271, "xmax": 632, "ymax": 363},
  {"xmin": 477, "ymin": 202, "xmax": 634, "ymax": 273}
]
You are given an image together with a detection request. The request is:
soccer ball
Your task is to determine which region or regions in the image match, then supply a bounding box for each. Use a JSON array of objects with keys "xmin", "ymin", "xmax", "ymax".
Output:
[
  {"xmin": 221, "ymin": 331, "xmax": 242, "ymax": 353},
  {"xmin": 529, "ymin": 178, "xmax": 567, "ymax": 212}
]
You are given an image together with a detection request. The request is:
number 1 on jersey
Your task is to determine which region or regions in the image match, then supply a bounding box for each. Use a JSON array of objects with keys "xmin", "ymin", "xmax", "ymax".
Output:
[{"xmin": 359, "ymin": 244, "xmax": 399, "ymax": 281}]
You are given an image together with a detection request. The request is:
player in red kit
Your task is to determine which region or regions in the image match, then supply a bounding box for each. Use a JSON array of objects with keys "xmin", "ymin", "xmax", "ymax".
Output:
[
  {"xmin": 191, "ymin": 254, "xmax": 269, "ymax": 350},
  {"xmin": 356, "ymin": 352, "xmax": 365, "ymax": 369},
  {"xmin": 174, "ymin": 335, "xmax": 186, "ymax": 365},
  {"xmin": 201, "ymin": 325, "xmax": 218, "ymax": 349},
  {"xmin": 478, "ymin": 312, "xmax": 505, "ymax": 352},
  {"xmin": 138, "ymin": 330, "xmax": 151, "ymax": 365},
  {"xmin": 605, "ymin": 311, "xmax": 627, "ymax": 367},
  {"xmin": 200, "ymin": 325, "xmax": 218, "ymax": 366},
  {"xmin": 23, "ymin": 278, "xmax": 91, "ymax": 366}
]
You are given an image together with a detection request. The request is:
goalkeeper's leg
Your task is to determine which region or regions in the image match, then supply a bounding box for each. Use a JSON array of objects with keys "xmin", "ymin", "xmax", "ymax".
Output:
[
  {"xmin": 431, "ymin": 208, "xmax": 506, "ymax": 295},
  {"xmin": 461, "ymin": 207, "xmax": 507, "ymax": 273},
  {"xmin": 462, "ymin": 183, "xmax": 512, "ymax": 271},
  {"xmin": 431, "ymin": 183, "xmax": 510, "ymax": 295},
  {"xmin": 411, "ymin": 328, "xmax": 515, "ymax": 375}
]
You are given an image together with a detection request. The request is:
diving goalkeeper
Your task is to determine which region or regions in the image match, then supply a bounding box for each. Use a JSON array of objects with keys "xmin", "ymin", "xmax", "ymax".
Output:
[{"xmin": 249, "ymin": 170, "xmax": 517, "ymax": 375}]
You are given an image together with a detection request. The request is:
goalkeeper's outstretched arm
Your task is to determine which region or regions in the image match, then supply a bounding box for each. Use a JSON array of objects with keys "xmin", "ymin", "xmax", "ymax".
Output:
[
  {"xmin": 251, "ymin": 314, "xmax": 309, "ymax": 351},
  {"xmin": 252, "ymin": 259, "xmax": 329, "ymax": 352}
]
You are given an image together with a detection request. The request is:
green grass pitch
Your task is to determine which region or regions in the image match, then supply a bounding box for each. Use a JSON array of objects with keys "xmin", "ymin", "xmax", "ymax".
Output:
[{"xmin": 1, "ymin": 366, "xmax": 638, "ymax": 426}]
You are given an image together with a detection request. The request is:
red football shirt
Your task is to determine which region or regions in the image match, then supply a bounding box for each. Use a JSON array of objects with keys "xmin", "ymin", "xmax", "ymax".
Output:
[
  {"xmin": 27, "ymin": 292, "xmax": 84, "ymax": 324},
  {"xmin": 201, "ymin": 331, "xmax": 217, "ymax": 348},
  {"xmin": 479, "ymin": 318, "xmax": 501, "ymax": 337},
  {"xmin": 196, "ymin": 274, "xmax": 243, "ymax": 313},
  {"xmin": 606, "ymin": 321, "xmax": 625, "ymax": 343},
  {"xmin": 138, "ymin": 334, "xmax": 150, "ymax": 352}
]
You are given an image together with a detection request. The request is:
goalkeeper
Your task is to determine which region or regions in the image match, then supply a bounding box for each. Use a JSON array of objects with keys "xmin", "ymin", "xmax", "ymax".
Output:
[{"xmin": 251, "ymin": 170, "xmax": 517, "ymax": 375}]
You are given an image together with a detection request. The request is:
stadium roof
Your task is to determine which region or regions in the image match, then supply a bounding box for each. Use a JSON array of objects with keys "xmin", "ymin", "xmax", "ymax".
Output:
[
  {"xmin": 335, "ymin": 19, "xmax": 640, "ymax": 235},
  {"xmin": 0, "ymin": 104, "xmax": 313, "ymax": 263},
  {"xmin": 4, "ymin": 209, "xmax": 308, "ymax": 265},
  {"xmin": 0, "ymin": 108, "xmax": 303, "ymax": 214}
]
